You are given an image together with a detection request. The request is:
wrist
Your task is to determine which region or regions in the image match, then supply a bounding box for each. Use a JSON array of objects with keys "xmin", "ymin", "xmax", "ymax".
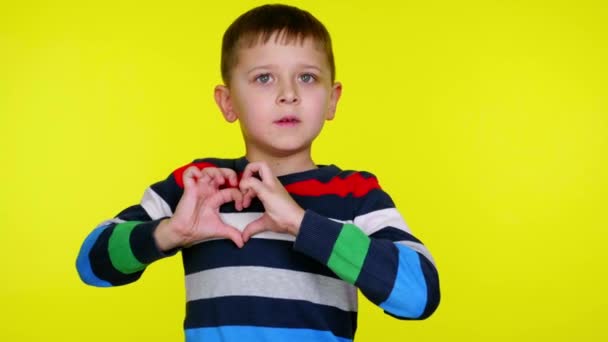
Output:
[
  {"xmin": 154, "ymin": 218, "xmax": 184, "ymax": 251},
  {"xmin": 287, "ymin": 207, "xmax": 305, "ymax": 236},
  {"xmin": 293, "ymin": 210, "xmax": 343, "ymax": 263}
]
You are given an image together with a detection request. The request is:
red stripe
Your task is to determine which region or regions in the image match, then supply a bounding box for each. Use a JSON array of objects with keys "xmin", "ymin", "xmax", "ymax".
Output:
[
  {"xmin": 285, "ymin": 172, "xmax": 380, "ymax": 198},
  {"xmin": 173, "ymin": 162, "xmax": 217, "ymax": 188}
]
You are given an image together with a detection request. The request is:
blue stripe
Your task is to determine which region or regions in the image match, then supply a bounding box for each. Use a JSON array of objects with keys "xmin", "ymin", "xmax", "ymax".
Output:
[
  {"xmin": 185, "ymin": 296, "xmax": 356, "ymax": 339},
  {"xmin": 185, "ymin": 326, "xmax": 352, "ymax": 342},
  {"xmin": 379, "ymin": 244, "xmax": 427, "ymax": 318},
  {"xmin": 76, "ymin": 224, "xmax": 112, "ymax": 287}
]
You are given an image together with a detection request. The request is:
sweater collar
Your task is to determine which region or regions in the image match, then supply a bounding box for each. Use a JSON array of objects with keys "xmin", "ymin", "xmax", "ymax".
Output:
[{"xmin": 234, "ymin": 156, "xmax": 341, "ymax": 185}]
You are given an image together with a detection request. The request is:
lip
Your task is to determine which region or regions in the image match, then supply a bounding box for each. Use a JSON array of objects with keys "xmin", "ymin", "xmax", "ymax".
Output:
[{"xmin": 273, "ymin": 115, "xmax": 301, "ymax": 126}]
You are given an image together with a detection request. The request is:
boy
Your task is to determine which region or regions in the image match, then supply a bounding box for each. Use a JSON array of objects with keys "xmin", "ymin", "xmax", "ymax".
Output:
[{"xmin": 76, "ymin": 4, "xmax": 440, "ymax": 341}]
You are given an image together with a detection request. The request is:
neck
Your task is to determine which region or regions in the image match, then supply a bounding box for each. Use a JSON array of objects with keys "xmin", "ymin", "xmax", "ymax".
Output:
[{"xmin": 245, "ymin": 148, "xmax": 317, "ymax": 177}]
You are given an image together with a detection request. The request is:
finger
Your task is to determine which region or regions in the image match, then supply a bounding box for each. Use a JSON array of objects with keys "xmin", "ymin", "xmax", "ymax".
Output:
[
  {"xmin": 184, "ymin": 165, "xmax": 203, "ymax": 179},
  {"xmin": 240, "ymin": 179, "xmax": 259, "ymax": 209},
  {"xmin": 206, "ymin": 188, "xmax": 244, "ymax": 209},
  {"xmin": 196, "ymin": 174, "xmax": 214, "ymax": 197},
  {"xmin": 245, "ymin": 161, "xmax": 275, "ymax": 186},
  {"xmin": 242, "ymin": 188, "xmax": 255, "ymax": 209},
  {"xmin": 201, "ymin": 168, "xmax": 225, "ymax": 186},
  {"xmin": 241, "ymin": 162, "xmax": 258, "ymax": 179},
  {"xmin": 241, "ymin": 162, "xmax": 266, "ymax": 184},
  {"xmin": 216, "ymin": 168, "xmax": 239, "ymax": 187},
  {"xmin": 183, "ymin": 166, "xmax": 203, "ymax": 190},
  {"xmin": 239, "ymin": 177, "xmax": 267, "ymax": 205},
  {"xmin": 232, "ymin": 188, "xmax": 244, "ymax": 211},
  {"xmin": 242, "ymin": 214, "xmax": 272, "ymax": 242},
  {"xmin": 216, "ymin": 224, "xmax": 245, "ymax": 248}
]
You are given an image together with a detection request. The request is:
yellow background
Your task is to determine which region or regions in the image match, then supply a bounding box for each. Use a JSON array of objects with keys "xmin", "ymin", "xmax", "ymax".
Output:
[{"xmin": 1, "ymin": 0, "xmax": 607, "ymax": 340}]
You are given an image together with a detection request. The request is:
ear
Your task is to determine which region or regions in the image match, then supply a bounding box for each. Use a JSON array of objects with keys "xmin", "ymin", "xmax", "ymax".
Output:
[
  {"xmin": 325, "ymin": 82, "xmax": 342, "ymax": 121},
  {"xmin": 214, "ymin": 85, "xmax": 238, "ymax": 122}
]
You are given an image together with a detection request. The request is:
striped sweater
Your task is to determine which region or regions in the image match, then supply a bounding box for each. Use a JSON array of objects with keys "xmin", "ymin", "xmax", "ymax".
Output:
[{"xmin": 76, "ymin": 157, "xmax": 440, "ymax": 341}]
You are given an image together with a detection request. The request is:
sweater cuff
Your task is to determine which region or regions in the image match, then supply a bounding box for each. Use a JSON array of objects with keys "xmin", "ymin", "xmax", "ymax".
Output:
[
  {"xmin": 293, "ymin": 210, "xmax": 343, "ymax": 264},
  {"xmin": 130, "ymin": 218, "xmax": 180, "ymax": 264}
]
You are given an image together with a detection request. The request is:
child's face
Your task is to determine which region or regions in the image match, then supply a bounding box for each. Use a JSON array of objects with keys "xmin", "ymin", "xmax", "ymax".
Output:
[{"xmin": 216, "ymin": 33, "xmax": 341, "ymax": 158}]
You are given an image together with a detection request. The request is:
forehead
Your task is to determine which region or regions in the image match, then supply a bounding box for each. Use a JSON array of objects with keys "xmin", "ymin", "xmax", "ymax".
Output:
[{"xmin": 234, "ymin": 33, "xmax": 330, "ymax": 70}]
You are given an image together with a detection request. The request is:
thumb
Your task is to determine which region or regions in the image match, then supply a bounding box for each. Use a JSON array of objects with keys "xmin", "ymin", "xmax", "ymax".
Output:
[{"xmin": 242, "ymin": 214, "xmax": 272, "ymax": 243}]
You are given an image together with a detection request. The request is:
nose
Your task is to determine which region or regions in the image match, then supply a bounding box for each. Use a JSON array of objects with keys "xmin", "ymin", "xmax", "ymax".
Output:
[{"xmin": 277, "ymin": 80, "xmax": 299, "ymax": 105}]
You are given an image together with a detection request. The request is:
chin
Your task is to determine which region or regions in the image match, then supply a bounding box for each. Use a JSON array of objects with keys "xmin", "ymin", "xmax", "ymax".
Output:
[{"xmin": 267, "ymin": 142, "xmax": 311, "ymax": 156}]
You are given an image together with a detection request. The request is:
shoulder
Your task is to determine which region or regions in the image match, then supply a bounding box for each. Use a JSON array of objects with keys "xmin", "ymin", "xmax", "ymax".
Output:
[
  {"xmin": 330, "ymin": 167, "xmax": 382, "ymax": 196},
  {"xmin": 330, "ymin": 167, "xmax": 395, "ymax": 213}
]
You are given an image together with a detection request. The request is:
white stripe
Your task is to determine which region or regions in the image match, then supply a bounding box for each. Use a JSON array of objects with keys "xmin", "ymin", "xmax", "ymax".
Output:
[
  {"xmin": 195, "ymin": 213, "xmax": 295, "ymax": 243},
  {"xmin": 397, "ymin": 240, "xmax": 436, "ymax": 266},
  {"xmin": 186, "ymin": 266, "xmax": 358, "ymax": 312},
  {"xmin": 352, "ymin": 208, "xmax": 436, "ymax": 265},
  {"xmin": 353, "ymin": 208, "xmax": 411, "ymax": 235},
  {"xmin": 140, "ymin": 187, "xmax": 173, "ymax": 220},
  {"xmin": 96, "ymin": 218, "xmax": 125, "ymax": 227}
]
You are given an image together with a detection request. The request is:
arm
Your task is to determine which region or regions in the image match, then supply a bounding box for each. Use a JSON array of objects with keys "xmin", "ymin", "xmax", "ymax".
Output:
[
  {"xmin": 239, "ymin": 163, "xmax": 440, "ymax": 319},
  {"xmin": 293, "ymin": 202, "xmax": 440, "ymax": 320},
  {"xmin": 75, "ymin": 176, "xmax": 181, "ymax": 287},
  {"xmin": 76, "ymin": 161, "xmax": 245, "ymax": 287}
]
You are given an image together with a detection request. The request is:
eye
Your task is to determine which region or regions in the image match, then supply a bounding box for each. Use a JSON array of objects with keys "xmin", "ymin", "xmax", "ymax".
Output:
[
  {"xmin": 255, "ymin": 73, "xmax": 272, "ymax": 84},
  {"xmin": 299, "ymin": 73, "xmax": 317, "ymax": 83}
]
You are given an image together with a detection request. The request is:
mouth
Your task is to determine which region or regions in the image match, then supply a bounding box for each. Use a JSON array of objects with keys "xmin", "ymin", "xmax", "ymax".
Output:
[{"xmin": 274, "ymin": 116, "xmax": 301, "ymax": 126}]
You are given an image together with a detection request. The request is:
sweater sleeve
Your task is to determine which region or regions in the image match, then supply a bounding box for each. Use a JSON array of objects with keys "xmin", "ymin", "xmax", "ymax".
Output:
[
  {"xmin": 75, "ymin": 160, "xmax": 213, "ymax": 287},
  {"xmin": 292, "ymin": 175, "xmax": 440, "ymax": 320}
]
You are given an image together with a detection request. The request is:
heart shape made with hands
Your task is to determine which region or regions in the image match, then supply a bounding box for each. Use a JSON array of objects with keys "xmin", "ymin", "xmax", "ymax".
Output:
[{"xmin": 176, "ymin": 161, "xmax": 306, "ymax": 248}]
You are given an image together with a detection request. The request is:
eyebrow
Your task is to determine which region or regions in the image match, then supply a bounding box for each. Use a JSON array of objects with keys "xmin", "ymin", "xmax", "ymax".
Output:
[{"xmin": 247, "ymin": 64, "xmax": 323, "ymax": 74}]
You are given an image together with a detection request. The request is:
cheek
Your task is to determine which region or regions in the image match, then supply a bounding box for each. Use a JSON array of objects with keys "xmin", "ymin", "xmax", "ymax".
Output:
[
  {"xmin": 235, "ymin": 92, "xmax": 269, "ymax": 114},
  {"xmin": 307, "ymin": 89, "xmax": 331, "ymax": 112}
]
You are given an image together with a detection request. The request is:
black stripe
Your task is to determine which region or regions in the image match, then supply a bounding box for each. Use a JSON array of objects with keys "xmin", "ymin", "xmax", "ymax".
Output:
[
  {"xmin": 192, "ymin": 157, "xmax": 234, "ymax": 169},
  {"xmin": 419, "ymin": 255, "xmax": 441, "ymax": 319},
  {"xmin": 150, "ymin": 176, "xmax": 183, "ymax": 213},
  {"xmin": 182, "ymin": 238, "xmax": 339, "ymax": 279},
  {"xmin": 216, "ymin": 192, "xmax": 393, "ymax": 222},
  {"xmin": 370, "ymin": 226, "xmax": 423, "ymax": 244},
  {"xmin": 184, "ymin": 296, "xmax": 357, "ymax": 339},
  {"xmin": 218, "ymin": 198, "xmax": 265, "ymax": 213},
  {"xmin": 149, "ymin": 158, "xmax": 395, "ymax": 221},
  {"xmin": 216, "ymin": 194, "xmax": 353, "ymax": 216},
  {"xmin": 293, "ymin": 210, "xmax": 343, "ymax": 265},
  {"xmin": 130, "ymin": 219, "xmax": 178, "ymax": 264},
  {"xmin": 115, "ymin": 204, "xmax": 152, "ymax": 222},
  {"xmin": 292, "ymin": 194, "xmax": 354, "ymax": 220},
  {"xmin": 199, "ymin": 157, "xmax": 346, "ymax": 184},
  {"xmin": 89, "ymin": 224, "xmax": 143, "ymax": 286},
  {"xmin": 217, "ymin": 194, "xmax": 356, "ymax": 220},
  {"xmin": 355, "ymin": 239, "xmax": 398, "ymax": 305},
  {"xmin": 355, "ymin": 188, "xmax": 396, "ymax": 216}
]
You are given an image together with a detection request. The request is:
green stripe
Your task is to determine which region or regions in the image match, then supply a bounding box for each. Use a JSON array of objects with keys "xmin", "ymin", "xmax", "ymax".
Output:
[
  {"xmin": 327, "ymin": 224, "xmax": 371, "ymax": 284},
  {"xmin": 108, "ymin": 221, "xmax": 146, "ymax": 274}
]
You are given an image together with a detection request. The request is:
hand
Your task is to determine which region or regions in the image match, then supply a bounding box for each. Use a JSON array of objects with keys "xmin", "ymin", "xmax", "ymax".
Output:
[
  {"xmin": 239, "ymin": 161, "xmax": 305, "ymax": 242},
  {"xmin": 155, "ymin": 166, "xmax": 245, "ymax": 250}
]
